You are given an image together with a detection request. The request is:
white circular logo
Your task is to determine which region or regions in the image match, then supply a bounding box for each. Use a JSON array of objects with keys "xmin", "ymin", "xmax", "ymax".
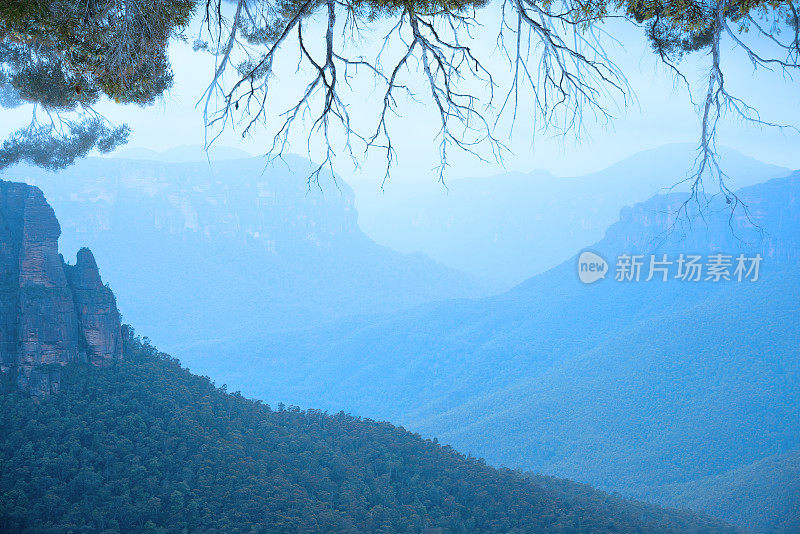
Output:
[{"xmin": 577, "ymin": 251, "xmax": 608, "ymax": 284}]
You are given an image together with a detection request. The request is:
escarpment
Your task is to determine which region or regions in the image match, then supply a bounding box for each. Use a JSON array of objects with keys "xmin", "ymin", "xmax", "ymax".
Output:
[{"xmin": 0, "ymin": 180, "xmax": 121, "ymax": 396}]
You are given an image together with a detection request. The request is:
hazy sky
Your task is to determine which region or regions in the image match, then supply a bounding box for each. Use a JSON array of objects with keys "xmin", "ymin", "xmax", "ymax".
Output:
[{"xmin": 2, "ymin": 9, "xmax": 798, "ymax": 194}]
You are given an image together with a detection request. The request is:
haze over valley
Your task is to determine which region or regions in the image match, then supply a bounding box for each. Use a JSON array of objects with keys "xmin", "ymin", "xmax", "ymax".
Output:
[
  {"xmin": 3, "ymin": 2, "xmax": 800, "ymax": 531},
  {"xmin": 3, "ymin": 143, "xmax": 798, "ymax": 533}
]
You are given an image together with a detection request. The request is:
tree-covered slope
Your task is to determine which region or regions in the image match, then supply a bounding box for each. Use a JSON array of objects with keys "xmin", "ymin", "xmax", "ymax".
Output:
[
  {"xmin": 639, "ymin": 450, "xmax": 800, "ymax": 534},
  {"xmin": 0, "ymin": 334, "xmax": 733, "ymax": 533},
  {"xmin": 184, "ymin": 174, "xmax": 800, "ymax": 433},
  {"xmin": 417, "ymin": 265, "xmax": 800, "ymax": 488},
  {"xmin": 178, "ymin": 174, "xmax": 800, "ymax": 532}
]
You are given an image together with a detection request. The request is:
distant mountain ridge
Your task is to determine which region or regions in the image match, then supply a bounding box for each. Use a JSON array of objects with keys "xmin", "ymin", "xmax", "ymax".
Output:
[
  {"xmin": 598, "ymin": 174, "xmax": 800, "ymax": 259},
  {"xmin": 640, "ymin": 448, "xmax": 800, "ymax": 533},
  {"xmin": 189, "ymin": 172, "xmax": 800, "ymax": 532},
  {"xmin": 2, "ymin": 155, "xmax": 484, "ymax": 355},
  {"xmin": 194, "ymin": 172, "xmax": 800, "ymax": 419},
  {"xmin": 357, "ymin": 144, "xmax": 790, "ymax": 286},
  {"xmin": 112, "ymin": 144, "xmax": 254, "ymax": 163}
]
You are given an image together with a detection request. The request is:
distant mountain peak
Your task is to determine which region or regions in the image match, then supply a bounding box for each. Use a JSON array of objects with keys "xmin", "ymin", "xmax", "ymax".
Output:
[{"xmin": 112, "ymin": 144, "xmax": 254, "ymax": 163}]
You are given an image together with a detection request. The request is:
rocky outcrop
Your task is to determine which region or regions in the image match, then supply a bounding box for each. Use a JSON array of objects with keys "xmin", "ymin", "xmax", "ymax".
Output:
[
  {"xmin": 600, "ymin": 174, "xmax": 800, "ymax": 259},
  {"xmin": 0, "ymin": 180, "xmax": 121, "ymax": 396},
  {"xmin": 65, "ymin": 248, "xmax": 122, "ymax": 365}
]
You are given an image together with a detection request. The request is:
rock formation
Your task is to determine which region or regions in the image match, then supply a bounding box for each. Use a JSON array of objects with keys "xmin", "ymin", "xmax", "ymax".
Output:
[{"xmin": 0, "ymin": 180, "xmax": 121, "ymax": 396}]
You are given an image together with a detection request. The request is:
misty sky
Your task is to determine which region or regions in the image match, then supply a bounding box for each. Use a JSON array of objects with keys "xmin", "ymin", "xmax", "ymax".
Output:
[{"xmin": 2, "ymin": 10, "xmax": 798, "ymax": 195}]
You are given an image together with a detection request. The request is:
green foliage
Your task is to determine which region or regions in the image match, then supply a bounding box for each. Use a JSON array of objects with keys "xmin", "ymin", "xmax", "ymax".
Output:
[
  {"xmin": 0, "ymin": 0, "xmax": 194, "ymax": 106},
  {"xmin": 345, "ymin": 0, "xmax": 489, "ymax": 17},
  {"xmin": 0, "ymin": 119, "xmax": 129, "ymax": 171},
  {"xmin": 642, "ymin": 449, "xmax": 800, "ymax": 533},
  {"xmin": 0, "ymin": 330, "xmax": 733, "ymax": 533},
  {"xmin": 617, "ymin": 0, "xmax": 798, "ymax": 61},
  {"xmin": 0, "ymin": 0, "xmax": 194, "ymax": 171},
  {"xmin": 1, "ymin": 0, "xmax": 795, "ymax": 173}
]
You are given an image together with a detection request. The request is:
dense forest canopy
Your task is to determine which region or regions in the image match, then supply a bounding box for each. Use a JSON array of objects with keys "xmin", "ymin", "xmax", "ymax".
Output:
[
  {"xmin": 1, "ymin": 0, "xmax": 798, "ymax": 198},
  {"xmin": 0, "ymin": 330, "xmax": 736, "ymax": 532}
]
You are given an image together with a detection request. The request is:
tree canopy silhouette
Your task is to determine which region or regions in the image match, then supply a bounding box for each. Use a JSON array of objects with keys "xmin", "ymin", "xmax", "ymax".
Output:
[
  {"xmin": 1, "ymin": 0, "xmax": 798, "ymax": 207},
  {"xmin": 197, "ymin": 0, "xmax": 798, "ymax": 199},
  {"xmin": 0, "ymin": 1, "xmax": 193, "ymax": 170}
]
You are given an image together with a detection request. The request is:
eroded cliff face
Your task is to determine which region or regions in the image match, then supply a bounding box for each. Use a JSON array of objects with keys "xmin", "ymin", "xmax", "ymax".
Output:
[
  {"xmin": 0, "ymin": 180, "xmax": 121, "ymax": 396},
  {"xmin": 600, "ymin": 174, "xmax": 800, "ymax": 259}
]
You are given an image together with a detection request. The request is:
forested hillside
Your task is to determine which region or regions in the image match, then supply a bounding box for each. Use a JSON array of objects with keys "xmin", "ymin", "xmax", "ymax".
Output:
[
  {"xmin": 0, "ymin": 333, "xmax": 733, "ymax": 533},
  {"xmin": 640, "ymin": 450, "xmax": 800, "ymax": 533},
  {"xmin": 181, "ymin": 174, "xmax": 800, "ymax": 532}
]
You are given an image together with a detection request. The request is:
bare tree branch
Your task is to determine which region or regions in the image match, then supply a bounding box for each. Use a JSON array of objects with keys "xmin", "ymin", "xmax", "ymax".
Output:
[
  {"xmin": 197, "ymin": 0, "xmax": 798, "ymax": 209},
  {"xmin": 199, "ymin": 0, "xmax": 632, "ymax": 187}
]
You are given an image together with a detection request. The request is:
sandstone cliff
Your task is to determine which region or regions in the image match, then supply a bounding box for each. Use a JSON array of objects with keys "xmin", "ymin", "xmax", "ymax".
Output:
[
  {"xmin": 600, "ymin": 173, "xmax": 800, "ymax": 259},
  {"xmin": 0, "ymin": 180, "xmax": 121, "ymax": 396}
]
